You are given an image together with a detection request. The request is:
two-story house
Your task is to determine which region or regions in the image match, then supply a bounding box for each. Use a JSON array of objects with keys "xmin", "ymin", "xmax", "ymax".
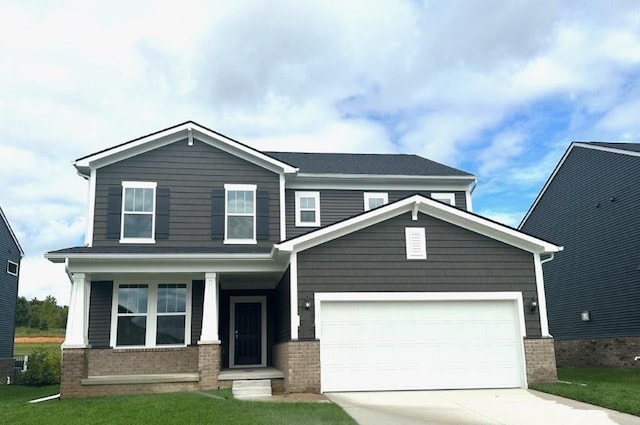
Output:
[
  {"xmin": 0, "ymin": 206, "xmax": 24, "ymax": 384},
  {"xmin": 520, "ymin": 142, "xmax": 640, "ymax": 367},
  {"xmin": 47, "ymin": 121, "xmax": 561, "ymax": 398}
]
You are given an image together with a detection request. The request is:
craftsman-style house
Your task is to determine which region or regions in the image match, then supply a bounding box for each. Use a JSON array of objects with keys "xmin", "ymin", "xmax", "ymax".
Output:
[{"xmin": 47, "ymin": 121, "xmax": 561, "ymax": 397}]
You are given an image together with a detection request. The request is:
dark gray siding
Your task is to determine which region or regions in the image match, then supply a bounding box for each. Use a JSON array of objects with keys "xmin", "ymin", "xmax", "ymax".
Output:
[
  {"xmin": 88, "ymin": 281, "xmax": 113, "ymax": 348},
  {"xmin": 93, "ymin": 139, "xmax": 281, "ymax": 247},
  {"xmin": 274, "ymin": 269, "xmax": 291, "ymax": 343},
  {"xmin": 191, "ymin": 280, "xmax": 204, "ymax": 345},
  {"xmin": 521, "ymin": 147, "xmax": 640, "ymax": 340},
  {"xmin": 285, "ymin": 190, "xmax": 468, "ymax": 238},
  {"xmin": 0, "ymin": 219, "xmax": 20, "ymax": 359},
  {"xmin": 297, "ymin": 212, "xmax": 540, "ymax": 339}
]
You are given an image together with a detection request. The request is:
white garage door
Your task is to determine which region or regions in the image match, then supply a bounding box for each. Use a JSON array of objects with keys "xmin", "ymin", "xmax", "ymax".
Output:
[{"xmin": 319, "ymin": 297, "xmax": 526, "ymax": 392}]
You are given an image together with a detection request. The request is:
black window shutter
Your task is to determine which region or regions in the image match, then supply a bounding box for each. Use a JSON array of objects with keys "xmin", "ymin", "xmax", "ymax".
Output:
[
  {"xmin": 211, "ymin": 189, "xmax": 225, "ymax": 239},
  {"xmin": 155, "ymin": 188, "xmax": 170, "ymax": 240},
  {"xmin": 106, "ymin": 187, "xmax": 122, "ymax": 239},
  {"xmin": 256, "ymin": 190, "xmax": 270, "ymax": 241}
]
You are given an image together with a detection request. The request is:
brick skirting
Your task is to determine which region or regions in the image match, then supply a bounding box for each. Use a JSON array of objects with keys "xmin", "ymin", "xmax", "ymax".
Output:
[
  {"xmin": 273, "ymin": 340, "xmax": 320, "ymax": 393},
  {"xmin": 555, "ymin": 337, "xmax": 640, "ymax": 367},
  {"xmin": 524, "ymin": 337, "xmax": 558, "ymax": 384}
]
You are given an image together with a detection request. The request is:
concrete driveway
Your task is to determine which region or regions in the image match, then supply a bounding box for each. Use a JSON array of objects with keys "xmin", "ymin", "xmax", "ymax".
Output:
[{"xmin": 327, "ymin": 389, "xmax": 640, "ymax": 425}]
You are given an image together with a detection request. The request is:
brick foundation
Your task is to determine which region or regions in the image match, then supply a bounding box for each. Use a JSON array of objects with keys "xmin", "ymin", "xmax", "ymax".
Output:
[
  {"xmin": 0, "ymin": 358, "xmax": 15, "ymax": 384},
  {"xmin": 555, "ymin": 337, "xmax": 640, "ymax": 367},
  {"xmin": 524, "ymin": 337, "xmax": 557, "ymax": 384},
  {"xmin": 61, "ymin": 343, "xmax": 221, "ymax": 398},
  {"xmin": 273, "ymin": 340, "xmax": 320, "ymax": 393}
]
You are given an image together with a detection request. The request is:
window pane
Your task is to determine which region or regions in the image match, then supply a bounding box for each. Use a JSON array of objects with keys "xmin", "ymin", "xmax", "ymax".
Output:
[
  {"xmin": 123, "ymin": 214, "xmax": 152, "ymax": 238},
  {"xmin": 228, "ymin": 190, "xmax": 254, "ymax": 214},
  {"xmin": 124, "ymin": 188, "xmax": 135, "ymax": 211},
  {"xmin": 300, "ymin": 210, "xmax": 316, "ymax": 223},
  {"xmin": 368, "ymin": 198, "xmax": 384, "ymax": 209},
  {"xmin": 300, "ymin": 196, "xmax": 315, "ymax": 209},
  {"xmin": 158, "ymin": 284, "xmax": 186, "ymax": 313},
  {"xmin": 156, "ymin": 315, "xmax": 185, "ymax": 345},
  {"xmin": 228, "ymin": 216, "xmax": 253, "ymax": 239},
  {"xmin": 118, "ymin": 285, "xmax": 148, "ymax": 313},
  {"xmin": 117, "ymin": 316, "xmax": 147, "ymax": 346}
]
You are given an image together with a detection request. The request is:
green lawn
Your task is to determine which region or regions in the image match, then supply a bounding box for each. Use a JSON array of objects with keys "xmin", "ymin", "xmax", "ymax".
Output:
[
  {"xmin": 0, "ymin": 386, "xmax": 357, "ymax": 425},
  {"xmin": 531, "ymin": 366, "xmax": 640, "ymax": 416},
  {"xmin": 13, "ymin": 343, "xmax": 61, "ymax": 356}
]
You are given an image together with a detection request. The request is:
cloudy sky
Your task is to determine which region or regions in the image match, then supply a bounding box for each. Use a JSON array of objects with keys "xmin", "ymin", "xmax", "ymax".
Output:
[{"xmin": 2, "ymin": 0, "xmax": 640, "ymax": 305}]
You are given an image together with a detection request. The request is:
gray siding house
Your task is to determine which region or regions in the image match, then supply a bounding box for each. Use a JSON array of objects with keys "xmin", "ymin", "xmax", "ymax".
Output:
[
  {"xmin": 0, "ymin": 206, "xmax": 24, "ymax": 384},
  {"xmin": 47, "ymin": 121, "xmax": 561, "ymax": 397},
  {"xmin": 520, "ymin": 142, "xmax": 640, "ymax": 366}
]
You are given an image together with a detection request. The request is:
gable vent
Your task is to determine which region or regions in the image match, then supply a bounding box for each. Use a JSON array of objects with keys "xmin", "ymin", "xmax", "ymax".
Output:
[{"xmin": 405, "ymin": 227, "xmax": 427, "ymax": 260}]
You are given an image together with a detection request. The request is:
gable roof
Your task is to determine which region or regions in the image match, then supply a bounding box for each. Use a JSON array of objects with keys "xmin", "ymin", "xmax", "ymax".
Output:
[
  {"xmin": 519, "ymin": 141, "xmax": 640, "ymax": 227},
  {"xmin": 74, "ymin": 121, "xmax": 298, "ymax": 177},
  {"xmin": 275, "ymin": 194, "xmax": 562, "ymax": 255},
  {"xmin": 264, "ymin": 151, "xmax": 474, "ymax": 177},
  {"xmin": 0, "ymin": 206, "xmax": 25, "ymax": 256}
]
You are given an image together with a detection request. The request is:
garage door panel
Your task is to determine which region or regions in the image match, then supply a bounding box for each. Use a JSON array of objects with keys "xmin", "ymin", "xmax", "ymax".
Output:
[{"xmin": 319, "ymin": 299, "xmax": 525, "ymax": 392}]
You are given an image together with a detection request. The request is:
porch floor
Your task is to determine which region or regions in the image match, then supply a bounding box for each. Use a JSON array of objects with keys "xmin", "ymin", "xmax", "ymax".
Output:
[{"xmin": 218, "ymin": 367, "xmax": 284, "ymax": 381}]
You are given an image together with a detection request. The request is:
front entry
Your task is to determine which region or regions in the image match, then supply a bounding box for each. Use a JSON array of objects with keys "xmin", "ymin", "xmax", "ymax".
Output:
[{"xmin": 229, "ymin": 296, "xmax": 267, "ymax": 368}]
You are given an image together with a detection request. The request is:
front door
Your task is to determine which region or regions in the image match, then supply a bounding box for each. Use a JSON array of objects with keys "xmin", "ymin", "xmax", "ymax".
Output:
[{"xmin": 233, "ymin": 302, "xmax": 262, "ymax": 366}]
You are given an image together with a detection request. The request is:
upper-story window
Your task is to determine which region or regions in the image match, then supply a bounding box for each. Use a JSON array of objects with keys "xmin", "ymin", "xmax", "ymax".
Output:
[
  {"xmin": 7, "ymin": 260, "xmax": 18, "ymax": 276},
  {"xmin": 364, "ymin": 192, "xmax": 389, "ymax": 211},
  {"xmin": 121, "ymin": 181, "xmax": 157, "ymax": 243},
  {"xmin": 431, "ymin": 193, "xmax": 455, "ymax": 206},
  {"xmin": 225, "ymin": 184, "xmax": 256, "ymax": 243},
  {"xmin": 295, "ymin": 191, "xmax": 320, "ymax": 227}
]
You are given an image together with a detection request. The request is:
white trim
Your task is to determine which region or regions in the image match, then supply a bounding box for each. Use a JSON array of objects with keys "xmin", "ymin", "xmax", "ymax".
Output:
[
  {"xmin": 85, "ymin": 168, "xmax": 96, "ymax": 246},
  {"xmin": 363, "ymin": 192, "xmax": 388, "ymax": 211},
  {"xmin": 405, "ymin": 227, "xmax": 427, "ymax": 259},
  {"xmin": 120, "ymin": 181, "xmax": 157, "ymax": 244},
  {"xmin": 224, "ymin": 184, "xmax": 257, "ymax": 244},
  {"xmin": 110, "ymin": 280, "xmax": 192, "ymax": 349},
  {"xmin": 276, "ymin": 195, "xmax": 562, "ymax": 255},
  {"xmin": 290, "ymin": 252, "xmax": 299, "ymax": 340},
  {"xmin": 0, "ymin": 206, "xmax": 24, "ymax": 256},
  {"xmin": 63, "ymin": 273, "xmax": 90, "ymax": 348},
  {"xmin": 295, "ymin": 191, "xmax": 321, "ymax": 227},
  {"xmin": 314, "ymin": 291, "xmax": 528, "ymax": 391},
  {"xmin": 199, "ymin": 272, "xmax": 220, "ymax": 344},
  {"xmin": 465, "ymin": 189, "xmax": 473, "ymax": 212},
  {"xmin": 7, "ymin": 260, "xmax": 18, "ymax": 276},
  {"xmin": 229, "ymin": 295, "xmax": 267, "ymax": 368},
  {"xmin": 279, "ymin": 174, "xmax": 287, "ymax": 241},
  {"xmin": 533, "ymin": 253, "xmax": 551, "ymax": 337},
  {"xmin": 431, "ymin": 192, "xmax": 455, "ymax": 206}
]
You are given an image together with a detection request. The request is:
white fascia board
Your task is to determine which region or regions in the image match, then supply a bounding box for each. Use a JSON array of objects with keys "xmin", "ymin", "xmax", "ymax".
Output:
[
  {"xmin": 573, "ymin": 142, "xmax": 640, "ymax": 158},
  {"xmin": 275, "ymin": 195, "xmax": 562, "ymax": 255},
  {"xmin": 75, "ymin": 122, "xmax": 298, "ymax": 176},
  {"xmin": 0, "ymin": 206, "xmax": 25, "ymax": 256},
  {"xmin": 286, "ymin": 173, "xmax": 475, "ymax": 191}
]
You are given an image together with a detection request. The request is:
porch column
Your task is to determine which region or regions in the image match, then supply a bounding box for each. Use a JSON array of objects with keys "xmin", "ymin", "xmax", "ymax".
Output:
[
  {"xmin": 63, "ymin": 273, "xmax": 90, "ymax": 348},
  {"xmin": 199, "ymin": 272, "xmax": 220, "ymax": 344}
]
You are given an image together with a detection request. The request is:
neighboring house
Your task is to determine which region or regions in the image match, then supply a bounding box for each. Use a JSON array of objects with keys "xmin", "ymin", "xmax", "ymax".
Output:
[
  {"xmin": 46, "ymin": 121, "xmax": 561, "ymax": 398},
  {"xmin": 520, "ymin": 142, "xmax": 640, "ymax": 367},
  {"xmin": 0, "ymin": 206, "xmax": 24, "ymax": 384}
]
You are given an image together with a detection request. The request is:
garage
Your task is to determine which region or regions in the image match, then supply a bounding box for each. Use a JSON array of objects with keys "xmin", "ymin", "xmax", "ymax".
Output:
[{"xmin": 317, "ymin": 293, "xmax": 527, "ymax": 392}]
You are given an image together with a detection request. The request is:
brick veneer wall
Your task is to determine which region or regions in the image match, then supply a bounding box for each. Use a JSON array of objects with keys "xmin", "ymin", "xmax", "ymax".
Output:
[
  {"xmin": 87, "ymin": 347, "xmax": 199, "ymax": 375},
  {"xmin": 273, "ymin": 340, "xmax": 320, "ymax": 393},
  {"xmin": 0, "ymin": 358, "xmax": 15, "ymax": 384},
  {"xmin": 524, "ymin": 337, "xmax": 557, "ymax": 384},
  {"xmin": 555, "ymin": 337, "xmax": 640, "ymax": 367}
]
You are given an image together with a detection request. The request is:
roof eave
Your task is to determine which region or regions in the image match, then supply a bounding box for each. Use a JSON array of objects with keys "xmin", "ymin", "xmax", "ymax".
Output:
[{"xmin": 0, "ymin": 207, "xmax": 25, "ymax": 257}]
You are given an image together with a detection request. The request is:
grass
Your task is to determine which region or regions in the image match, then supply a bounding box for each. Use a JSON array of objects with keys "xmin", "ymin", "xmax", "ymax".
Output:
[
  {"xmin": 0, "ymin": 386, "xmax": 357, "ymax": 425},
  {"xmin": 14, "ymin": 327, "xmax": 66, "ymax": 337},
  {"xmin": 13, "ymin": 343, "xmax": 61, "ymax": 356},
  {"xmin": 531, "ymin": 366, "xmax": 640, "ymax": 416}
]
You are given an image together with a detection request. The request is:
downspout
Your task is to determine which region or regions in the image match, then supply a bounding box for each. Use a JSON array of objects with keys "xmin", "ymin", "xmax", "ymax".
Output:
[{"xmin": 540, "ymin": 253, "xmax": 555, "ymax": 264}]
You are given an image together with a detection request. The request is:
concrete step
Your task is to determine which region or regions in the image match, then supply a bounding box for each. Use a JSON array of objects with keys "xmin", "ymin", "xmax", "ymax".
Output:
[{"xmin": 232, "ymin": 379, "xmax": 272, "ymax": 399}]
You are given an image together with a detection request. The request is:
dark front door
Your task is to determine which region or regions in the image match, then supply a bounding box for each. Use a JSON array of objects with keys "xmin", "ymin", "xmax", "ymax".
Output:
[{"xmin": 234, "ymin": 302, "xmax": 262, "ymax": 366}]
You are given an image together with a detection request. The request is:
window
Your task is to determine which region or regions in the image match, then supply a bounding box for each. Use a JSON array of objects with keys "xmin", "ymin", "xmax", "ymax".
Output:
[
  {"xmin": 113, "ymin": 283, "xmax": 190, "ymax": 348},
  {"xmin": 7, "ymin": 260, "xmax": 18, "ymax": 276},
  {"xmin": 431, "ymin": 193, "xmax": 455, "ymax": 206},
  {"xmin": 364, "ymin": 192, "xmax": 388, "ymax": 211},
  {"xmin": 121, "ymin": 181, "xmax": 156, "ymax": 243},
  {"xmin": 405, "ymin": 227, "xmax": 427, "ymax": 259},
  {"xmin": 225, "ymin": 184, "xmax": 256, "ymax": 243},
  {"xmin": 295, "ymin": 191, "xmax": 320, "ymax": 227}
]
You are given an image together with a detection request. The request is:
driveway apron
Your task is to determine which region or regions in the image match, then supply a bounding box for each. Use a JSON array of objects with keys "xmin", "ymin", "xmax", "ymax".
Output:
[{"xmin": 327, "ymin": 389, "xmax": 640, "ymax": 425}]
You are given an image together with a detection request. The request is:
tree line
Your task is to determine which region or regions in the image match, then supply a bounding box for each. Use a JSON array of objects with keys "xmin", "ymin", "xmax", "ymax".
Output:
[{"xmin": 16, "ymin": 296, "xmax": 68, "ymax": 330}]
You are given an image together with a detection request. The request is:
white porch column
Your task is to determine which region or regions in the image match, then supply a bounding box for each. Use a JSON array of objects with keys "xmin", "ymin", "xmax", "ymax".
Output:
[
  {"xmin": 62, "ymin": 273, "xmax": 90, "ymax": 348},
  {"xmin": 199, "ymin": 272, "xmax": 220, "ymax": 344}
]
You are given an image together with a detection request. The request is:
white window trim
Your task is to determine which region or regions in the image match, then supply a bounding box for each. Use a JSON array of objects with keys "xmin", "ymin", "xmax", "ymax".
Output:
[
  {"xmin": 120, "ymin": 181, "xmax": 157, "ymax": 244},
  {"xmin": 431, "ymin": 192, "xmax": 456, "ymax": 206},
  {"xmin": 110, "ymin": 281, "xmax": 192, "ymax": 349},
  {"xmin": 295, "ymin": 191, "xmax": 321, "ymax": 227},
  {"xmin": 363, "ymin": 192, "xmax": 389, "ymax": 211},
  {"xmin": 224, "ymin": 184, "xmax": 257, "ymax": 244},
  {"xmin": 7, "ymin": 260, "xmax": 18, "ymax": 276},
  {"xmin": 229, "ymin": 295, "xmax": 267, "ymax": 368},
  {"xmin": 405, "ymin": 227, "xmax": 427, "ymax": 260}
]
